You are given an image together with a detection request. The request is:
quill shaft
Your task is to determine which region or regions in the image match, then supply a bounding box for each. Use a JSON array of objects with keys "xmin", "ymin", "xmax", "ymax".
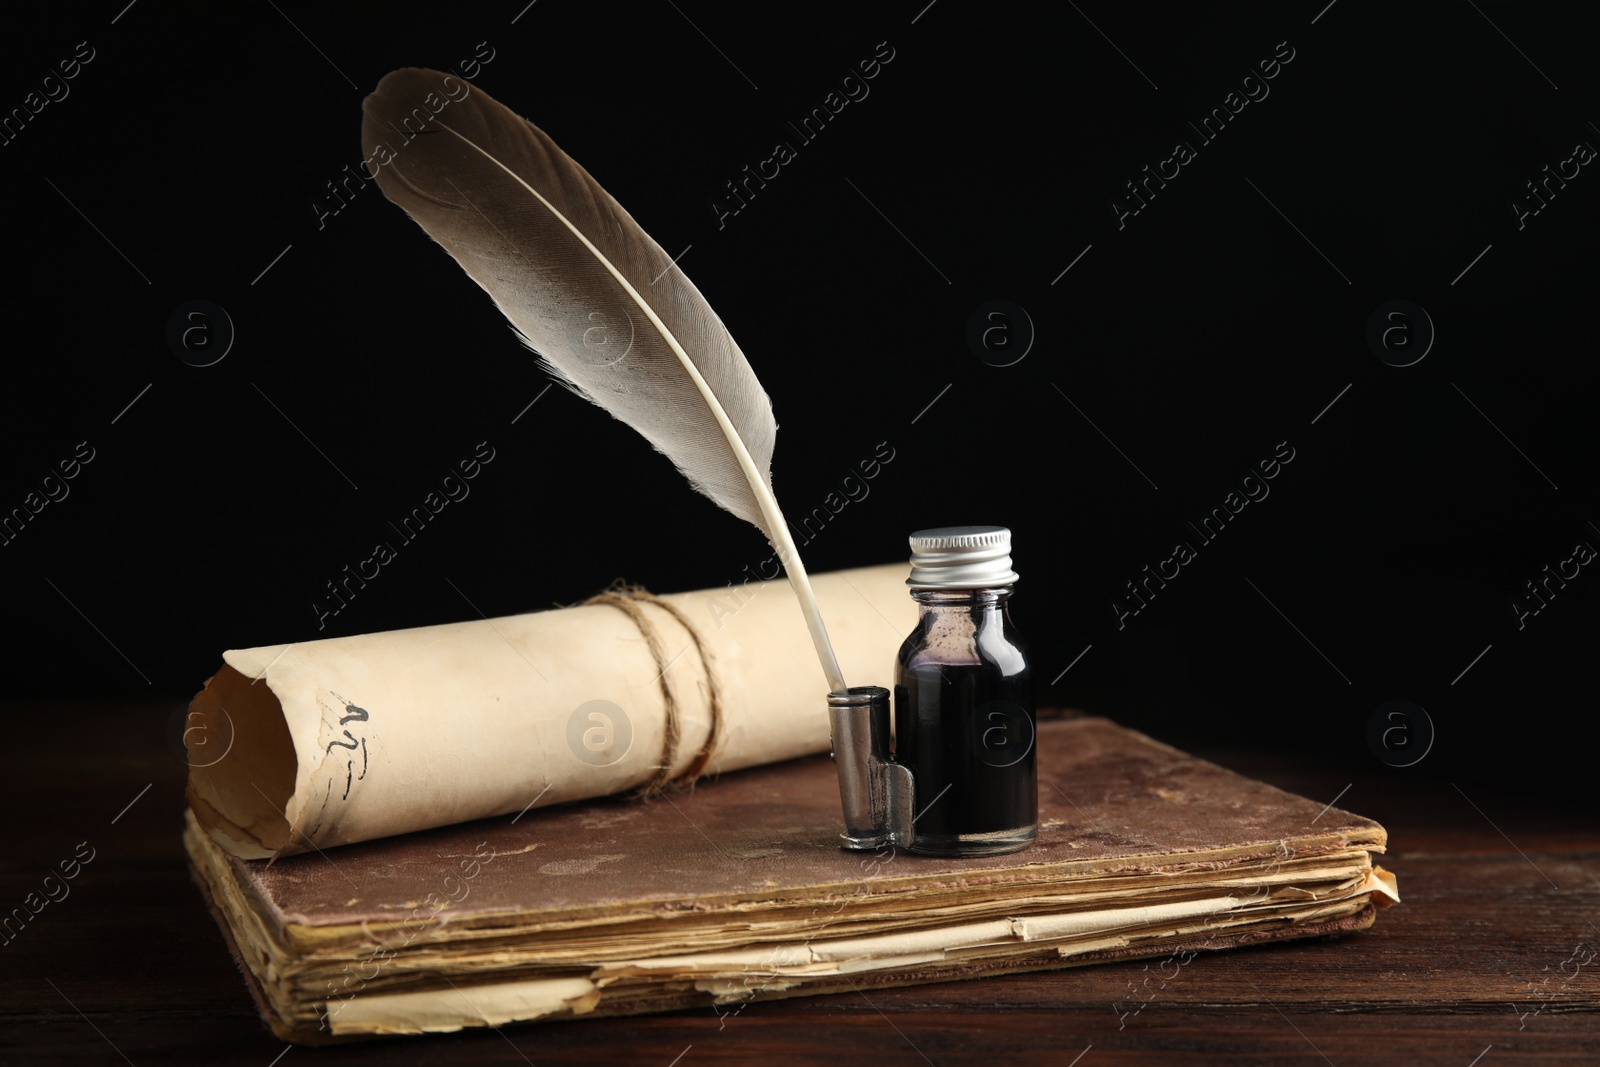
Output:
[
  {"xmin": 510, "ymin": 180, "xmax": 844, "ymax": 690},
  {"xmin": 635, "ymin": 316, "xmax": 845, "ymax": 693}
]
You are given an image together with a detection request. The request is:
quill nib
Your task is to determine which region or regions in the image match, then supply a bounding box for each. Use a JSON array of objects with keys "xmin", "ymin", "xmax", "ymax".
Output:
[{"xmin": 361, "ymin": 68, "xmax": 846, "ymax": 692}]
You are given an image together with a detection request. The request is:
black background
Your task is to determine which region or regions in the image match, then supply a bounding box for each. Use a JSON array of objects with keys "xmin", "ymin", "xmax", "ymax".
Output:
[{"xmin": 1, "ymin": 1, "xmax": 1594, "ymax": 803}]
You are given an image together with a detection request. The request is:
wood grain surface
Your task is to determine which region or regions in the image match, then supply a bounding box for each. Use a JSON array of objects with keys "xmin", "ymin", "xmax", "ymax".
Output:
[{"xmin": 2, "ymin": 700, "xmax": 1595, "ymax": 1065}]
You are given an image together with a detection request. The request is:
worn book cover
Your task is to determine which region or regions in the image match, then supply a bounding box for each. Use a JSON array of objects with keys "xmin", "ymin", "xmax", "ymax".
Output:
[{"xmin": 184, "ymin": 715, "xmax": 1398, "ymax": 1043}]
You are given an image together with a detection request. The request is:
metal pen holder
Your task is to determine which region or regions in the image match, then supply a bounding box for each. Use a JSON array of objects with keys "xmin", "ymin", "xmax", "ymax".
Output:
[{"xmin": 827, "ymin": 686, "xmax": 915, "ymax": 850}]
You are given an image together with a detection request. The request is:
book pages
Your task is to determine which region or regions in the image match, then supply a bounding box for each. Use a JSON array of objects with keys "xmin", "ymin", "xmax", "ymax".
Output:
[{"xmin": 181, "ymin": 716, "xmax": 1398, "ymax": 1043}]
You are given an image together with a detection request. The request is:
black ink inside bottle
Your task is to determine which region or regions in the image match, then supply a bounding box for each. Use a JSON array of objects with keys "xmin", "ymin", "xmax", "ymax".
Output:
[{"xmin": 894, "ymin": 587, "xmax": 1036, "ymax": 855}]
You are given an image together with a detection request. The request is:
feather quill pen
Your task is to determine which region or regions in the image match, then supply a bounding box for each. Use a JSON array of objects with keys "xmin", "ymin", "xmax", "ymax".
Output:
[{"xmin": 360, "ymin": 68, "xmax": 847, "ymax": 693}]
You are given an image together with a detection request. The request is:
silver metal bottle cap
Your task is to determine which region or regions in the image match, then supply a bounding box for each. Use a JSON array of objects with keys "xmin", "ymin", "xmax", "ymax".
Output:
[{"xmin": 906, "ymin": 525, "xmax": 1019, "ymax": 589}]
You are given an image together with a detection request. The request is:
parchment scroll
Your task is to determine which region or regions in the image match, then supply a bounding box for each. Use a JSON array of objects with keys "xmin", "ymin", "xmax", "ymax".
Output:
[{"xmin": 186, "ymin": 563, "xmax": 915, "ymax": 859}]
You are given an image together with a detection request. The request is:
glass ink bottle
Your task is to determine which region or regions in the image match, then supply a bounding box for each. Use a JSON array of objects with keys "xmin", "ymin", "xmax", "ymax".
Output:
[
  {"xmin": 894, "ymin": 526, "xmax": 1035, "ymax": 855},
  {"xmin": 825, "ymin": 526, "xmax": 1035, "ymax": 857}
]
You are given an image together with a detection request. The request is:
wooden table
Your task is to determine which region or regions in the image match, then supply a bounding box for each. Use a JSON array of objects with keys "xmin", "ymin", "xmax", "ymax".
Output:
[{"xmin": 3, "ymin": 700, "xmax": 1596, "ymax": 1065}]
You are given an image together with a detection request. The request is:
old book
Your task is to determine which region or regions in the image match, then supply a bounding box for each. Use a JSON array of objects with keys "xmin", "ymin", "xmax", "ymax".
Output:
[{"xmin": 184, "ymin": 715, "xmax": 1399, "ymax": 1044}]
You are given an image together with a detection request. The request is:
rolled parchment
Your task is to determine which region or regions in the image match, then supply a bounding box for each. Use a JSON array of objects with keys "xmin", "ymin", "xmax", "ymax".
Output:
[{"xmin": 187, "ymin": 563, "xmax": 915, "ymax": 859}]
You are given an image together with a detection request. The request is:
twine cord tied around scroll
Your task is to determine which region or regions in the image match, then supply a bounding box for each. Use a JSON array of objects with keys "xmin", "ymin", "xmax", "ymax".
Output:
[{"xmin": 582, "ymin": 582, "xmax": 724, "ymax": 795}]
